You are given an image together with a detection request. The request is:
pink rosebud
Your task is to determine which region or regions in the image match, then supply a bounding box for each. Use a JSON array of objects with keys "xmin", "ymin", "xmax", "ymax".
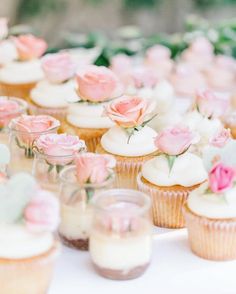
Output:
[
  {"xmin": 104, "ymin": 95, "xmax": 155, "ymax": 128},
  {"xmin": 155, "ymin": 126, "xmax": 195, "ymax": 156},
  {"xmin": 196, "ymin": 89, "xmax": 230, "ymax": 118},
  {"xmin": 75, "ymin": 152, "xmax": 116, "ymax": 185},
  {"xmin": 146, "ymin": 45, "xmax": 171, "ymax": 61},
  {"xmin": 76, "ymin": 65, "xmax": 121, "ymax": 102},
  {"xmin": 210, "ymin": 128, "xmax": 231, "ymax": 148},
  {"xmin": 24, "ymin": 189, "xmax": 60, "ymax": 232},
  {"xmin": 11, "ymin": 114, "xmax": 60, "ymax": 146},
  {"xmin": 130, "ymin": 66, "xmax": 159, "ymax": 89},
  {"xmin": 189, "ymin": 37, "xmax": 213, "ymax": 55},
  {"xmin": 41, "ymin": 52, "xmax": 76, "ymax": 83},
  {"xmin": 35, "ymin": 133, "xmax": 86, "ymax": 165},
  {"xmin": 110, "ymin": 54, "xmax": 132, "ymax": 75},
  {"xmin": 209, "ymin": 163, "xmax": 235, "ymax": 193},
  {"xmin": 13, "ymin": 34, "xmax": 47, "ymax": 61},
  {"xmin": 0, "ymin": 18, "xmax": 8, "ymax": 40}
]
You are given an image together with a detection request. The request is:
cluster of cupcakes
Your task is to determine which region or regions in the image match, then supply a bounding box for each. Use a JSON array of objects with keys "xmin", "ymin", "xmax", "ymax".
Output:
[{"xmin": 0, "ymin": 16, "xmax": 236, "ymax": 290}]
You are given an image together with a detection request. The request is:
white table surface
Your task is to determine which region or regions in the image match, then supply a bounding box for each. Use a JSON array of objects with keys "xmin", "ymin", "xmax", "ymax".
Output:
[{"xmin": 49, "ymin": 228, "xmax": 236, "ymax": 294}]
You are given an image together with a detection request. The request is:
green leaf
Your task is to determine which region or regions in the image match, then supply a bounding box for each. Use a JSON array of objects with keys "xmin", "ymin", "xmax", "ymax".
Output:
[
  {"xmin": 56, "ymin": 165, "xmax": 64, "ymax": 174},
  {"xmin": 86, "ymin": 188, "xmax": 94, "ymax": 203},
  {"xmin": 48, "ymin": 163, "xmax": 54, "ymax": 173},
  {"xmin": 166, "ymin": 155, "xmax": 177, "ymax": 173}
]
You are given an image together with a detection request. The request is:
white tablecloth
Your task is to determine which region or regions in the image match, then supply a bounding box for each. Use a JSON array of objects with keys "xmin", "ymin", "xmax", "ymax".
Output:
[{"xmin": 49, "ymin": 228, "xmax": 236, "ymax": 294}]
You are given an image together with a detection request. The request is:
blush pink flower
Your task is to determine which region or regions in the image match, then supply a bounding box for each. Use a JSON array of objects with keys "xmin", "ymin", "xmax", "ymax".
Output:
[
  {"xmin": 104, "ymin": 96, "xmax": 155, "ymax": 128},
  {"xmin": 196, "ymin": 89, "xmax": 230, "ymax": 118},
  {"xmin": 110, "ymin": 54, "xmax": 132, "ymax": 75},
  {"xmin": 24, "ymin": 189, "xmax": 60, "ymax": 232},
  {"xmin": 210, "ymin": 128, "xmax": 231, "ymax": 148},
  {"xmin": 41, "ymin": 52, "xmax": 76, "ymax": 83},
  {"xmin": 76, "ymin": 65, "xmax": 121, "ymax": 102},
  {"xmin": 13, "ymin": 34, "xmax": 47, "ymax": 61},
  {"xmin": 75, "ymin": 153, "xmax": 116, "ymax": 185},
  {"xmin": 0, "ymin": 18, "xmax": 8, "ymax": 40},
  {"xmin": 35, "ymin": 133, "xmax": 86, "ymax": 165},
  {"xmin": 130, "ymin": 66, "xmax": 159, "ymax": 89},
  {"xmin": 209, "ymin": 163, "xmax": 235, "ymax": 194},
  {"xmin": 11, "ymin": 114, "xmax": 60, "ymax": 146},
  {"xmin": 155, "ymin": 126, "xmax": 195, "ymax": 156}
]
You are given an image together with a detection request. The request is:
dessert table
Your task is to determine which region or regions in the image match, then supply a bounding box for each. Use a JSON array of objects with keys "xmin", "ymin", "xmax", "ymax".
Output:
[{"xmin": 50, "ymin": 228, "xmax": 236, "ymax": 294}]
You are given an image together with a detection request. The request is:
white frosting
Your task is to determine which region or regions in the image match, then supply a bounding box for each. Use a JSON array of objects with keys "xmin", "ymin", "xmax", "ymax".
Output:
[
  {"xmin": 30, "ymin": 79, "xmax": 77, "ymax": 108},
  {"xmin": 142, "ymin": 153, "xmax": 207, "ymax": 187},
  {"xmin": 0, "ymin": 60, "xmax": 44, "ymax": 84},
  {"xmin": 0, "ymin": 224, "xmax": 53, "ymax": 259},
  {"xmin": 90, "ymin": 230, "xmax": 152, "ymax": 270},
  {"xmin": 0, "ymin": 40, "xmax": 18, "ymax": 65},
  {"xmin": 64, "ymin": 47, "xmax": 101, "ymax": 68},
  {"xmin": 67, "ymin": 101, "xmax": 114, "ymax": 129},
  {"xmin": 101, "ymin": 126, "xmax": 158, "ymax": 157},
  {"xmin": 188, "ymin": 186, "xmax": 236, "ymax": 219},
  {"xmin": 59, "ymin": 203, "xmax": 93, "ymax": 240}
]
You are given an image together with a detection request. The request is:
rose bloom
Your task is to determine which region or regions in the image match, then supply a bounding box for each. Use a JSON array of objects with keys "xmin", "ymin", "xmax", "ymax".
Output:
[
  {"xmin": 13, "ymin": 34, "xmax": 47, "ymax": 61},
  {"xmin": 0, "ymin": 97, "xmax": 27, "ymax": 129},
  {"xmin": 11, "ymin": 114, "xmax": 60, "ymax": 146},
  {"xmin": 75, "ymin": 152, "xmax": 116, "ymax": 185},
  {"xmin": 209, "ymin": 163, "xmax": 235, "ymax": 194},
  {"xmin": 76, "ymin": 65, "xmax": 121, "ymax": 102},
  {"xmin": 196, "ymin": 89, "xmax": 230, "ymax": 119},
  {"xmin": 0, "ymin": 18, "xmax": 8, "ymax": 40},
  {"xmin": 24, "ymin": 189, "xmax": 60, "ymax": 232},
  {"xmin": 41, "ymin": 52, "xmax": 76, "ymax": 84},
  {"xmin": 210, "ymin": 128, "xmax": 231, "ymax": 148},
  {"xmin": 104, "ymin": 96, "xmax": 155, "ymax": 128},
  {"xmin": 130, "ymin": 66, "xmax": 159, "ymax": 89},
  {"xmin": 35, "ymin": 133, "xmax": 86, "ymax": 165},
  {"xmin": 155, "ymin": 126, "xmax": 195, "ymax": 156},
  {"xmin": 110, "ymin": 54, "xmax": 132, "ymax": 75}
]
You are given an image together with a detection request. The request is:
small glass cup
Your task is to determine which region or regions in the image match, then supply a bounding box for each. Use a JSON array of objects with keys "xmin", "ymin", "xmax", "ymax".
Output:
[
  {"xmin": 0, "ymin": 97, "xmax": 27, "ymax": 145},
  {"xmin": 59, "ymin": 165, "xmax": 115, "ymax": 251},
  {"xmin": 8, "ymin": 122, "xmax": 59, "ymax": 174},
  {"xmin": 90, "ymin": 189, "xmax": 152, "ymax": 280}
]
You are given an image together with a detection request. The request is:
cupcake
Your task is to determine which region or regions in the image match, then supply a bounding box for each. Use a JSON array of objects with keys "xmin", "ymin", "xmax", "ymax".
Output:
[
  {"xmin": 61, "ymin": 65, "xmax": 123, "ymax": 152},
  {"xmin": 96, "ymin": 96, "xmax": 158, "ymax": 189},
  {"xmin": 59, "ymin": 152, "xmax": 116, "ymax": 251},
  {"xmin": 0, "ymin": 34, "xmax": 47, "ymax": 99},
  {"xmin": 0, "ymin": 173, "xmax": 60, "ymax": 294},
  {"xmin": 184, "ymin": 162, "xmax": 236, "ymax": 260},
  {"xmin": 33, "ymin": 133, "xmax": 86, "ymax": 193},
  {"xmin": 8, "ymin": 114, "xmax": 60, "ymax": 174},
  {"xmin": 137, "ymin": 126, "xmax": 207, "ymax": 228},
  {"xmin": 0, "ymin": 96, "xmax": 28, "ymax": 145},
  {"xmin": 29, "ymin": 52, "xmax": 77, "ymax": 120}
]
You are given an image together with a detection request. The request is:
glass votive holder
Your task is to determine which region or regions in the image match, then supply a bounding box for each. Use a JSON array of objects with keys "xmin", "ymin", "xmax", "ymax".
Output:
[
  {"xmin": 90, "ymin": 189, "xmax": 152, "ymax": 280},
  {"xmin": 58, "ymin": 165, "xmax": 115, "ymax": 251}
]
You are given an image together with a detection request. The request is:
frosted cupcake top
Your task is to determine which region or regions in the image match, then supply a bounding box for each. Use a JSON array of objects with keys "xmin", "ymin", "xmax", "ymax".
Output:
[
  {"xmin": 0, "ymin": 173, "xmax": 59, "ymax": 259},
  {"xmin": 101, "ymin": 96, "xmax": 158, "ymax": 157},
  {"xmin": 142, "ymin": 126, "xmax": 207, "ymax": 187}
]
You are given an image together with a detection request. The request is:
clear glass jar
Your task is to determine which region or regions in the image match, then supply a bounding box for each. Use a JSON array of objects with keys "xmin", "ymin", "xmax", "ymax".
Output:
[
  {"xmin": 59, "ymin": 165, "xmax": 115, "ymax": 251},
  {"xmin": 0, "ymin": 97, "xmax": 27, "ymax": 145},
  {"xmin": 8, "ymin": 123, "xmax": 59, "ymax": 174},
  {"xmin": 90, "ymin": 189, "xmax": 152, "ymax": 280}
]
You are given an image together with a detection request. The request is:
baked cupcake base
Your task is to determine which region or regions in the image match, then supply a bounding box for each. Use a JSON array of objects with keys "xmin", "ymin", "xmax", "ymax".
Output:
[
  {"xmin": 61, "ymin": 121, "xmax": 107, "ymax": 152},
  {"xmin": 96, "ymin": 143, "xmax": 158, "ymax": 190},
  {"xmin": 59, "ymin": 233, "xmax": 89, "ymax": 251},
  {"xmin": 0, "ymin": 241, "xmax": 60, "ymax": 294},
  {"xmin": 0, "ymin": 82, "xmax": 36, "ymax": 100},
  {"xmin": 184, "ymin": 204, "xmax": 236, "ymax": 261},
  {"xmin": 137, "ymin": 174, "xmax": 201, "ymax": 228}
]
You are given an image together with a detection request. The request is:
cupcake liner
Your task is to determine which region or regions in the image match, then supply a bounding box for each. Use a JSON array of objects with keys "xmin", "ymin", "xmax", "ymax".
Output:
[
  {"xmin": 0, "ymin": 82, "xmax": 36, "ymax": 100},
  {"xmin": 137, "ymin": 173, "xmax": 200, "ymax": 228},
  {"xmin": 183, "ymin": 204, "xmax": 236, "ymax": 261},
  {"xmin": 0, "ymin": 241, "xmax": 60, "ymax": 294},
  {"xmin": 61, "ymin": 121, "xmax": 107, "ymax": 152}
]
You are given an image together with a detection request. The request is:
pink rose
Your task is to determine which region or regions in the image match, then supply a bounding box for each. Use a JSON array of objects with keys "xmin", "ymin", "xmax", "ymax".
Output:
[
  {"xmin": 76, "ymin": 65, "xmax": 121, "ymax": 102},
  {"xmin": 130, "ymin": 66, "xmax": 159, "ymax": 89},
  {"xmin": 196, "ymin": 89, "xmax": 230, "ymax": 118},
  {"xmin": 13, "ymin": 34, "xmax": 47, "ymax": 61},
  {"xmin": 41, "ymin": 52, "xmax": 76, "ymax": 83},
  {"xmin": 110, "ymin": 54, "xmax": 132, "ymax": 75},
  {"xmin": 155, "ymin": 126, "xmax": 195, "ymax": 156},
  {"xmin": 24, "ymin": 189, "xmax": 60, "ymax": 232},
  {"xmin": 189, "ymin": 37, "xmax": 213, "ymax": 55},
  {"xmin": 104, "ymin": 96, "xmax": 155, "ymax": 128},
  {"xmin": 209, "ymin": 163, "xmax": 235, "ymax": 193},
  {"xmin": 0, "ymin": 97, "xmax": 27, "ymax": 129},
  {"xmin": 75, "ymin": 152, "xmax": 116, "ymax": 184},
  {"xmin": 35, "ymin": 133, "xmax": 86, "ymax": 165},
  {"xmin": 210, "ymin": 128, "xmax": 231, "ymax": 148},
  {"xmin": 11, "ymin": 115, "xmax": 60, "ymax": 146},
  {"xmin": 0, "ymin": 18, "xmax": 8, "ymax": 40}
]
